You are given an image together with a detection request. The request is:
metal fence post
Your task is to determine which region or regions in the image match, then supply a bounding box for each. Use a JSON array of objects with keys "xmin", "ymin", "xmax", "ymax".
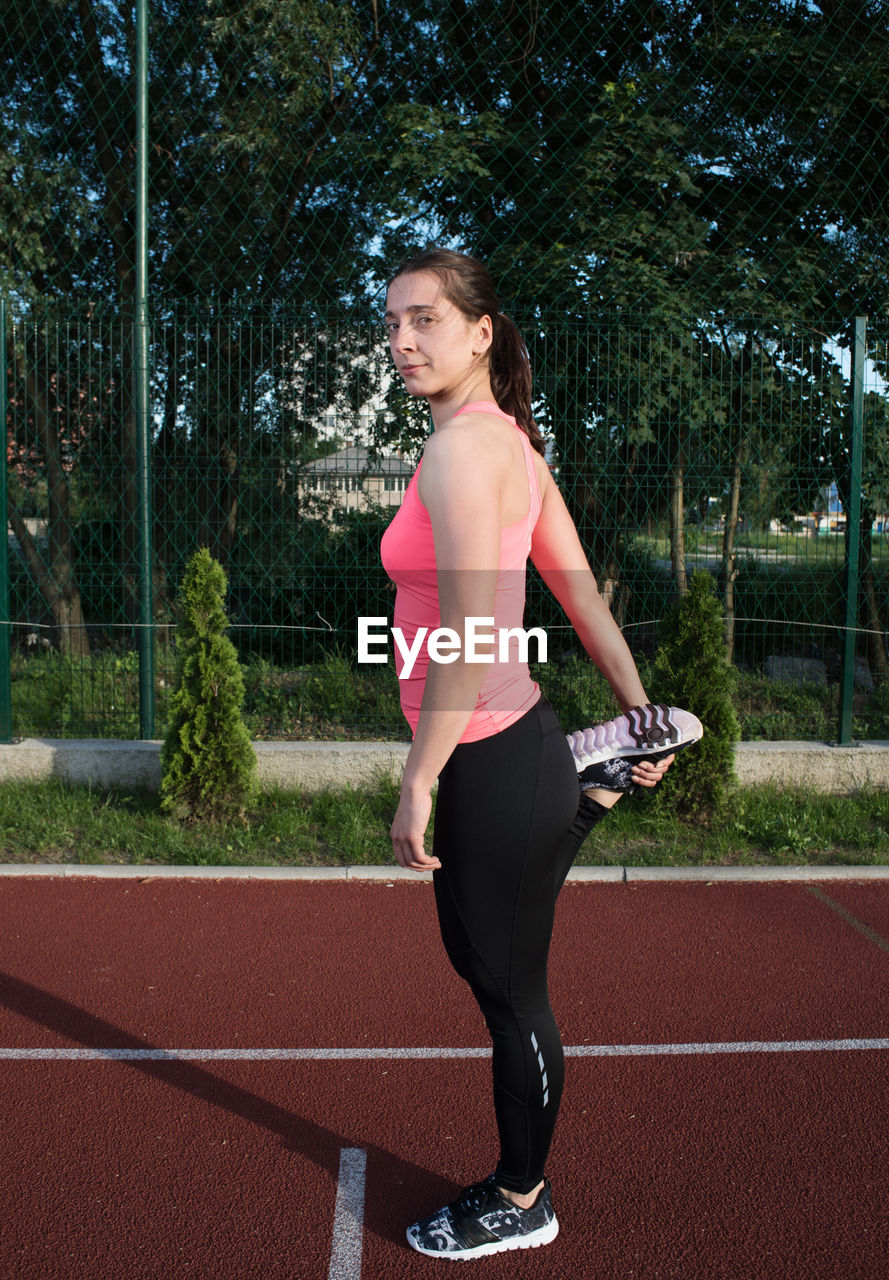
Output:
[
  {"xmin": 0, "ymin": 298, "xmax": 11, "ymax": 742},
  {"xmin": 837, "ymin": 315, "xmax": 866, "ymax": 745},
  {"xmin": 135, "ymin": 0, "xmax": 154, "ymax": 738}
]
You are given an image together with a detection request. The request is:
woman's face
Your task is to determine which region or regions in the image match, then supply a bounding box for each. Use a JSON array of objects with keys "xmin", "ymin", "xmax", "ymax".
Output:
[{"xmin": 384, "ymin": 270, "xmax": 492, "ymax": 400}]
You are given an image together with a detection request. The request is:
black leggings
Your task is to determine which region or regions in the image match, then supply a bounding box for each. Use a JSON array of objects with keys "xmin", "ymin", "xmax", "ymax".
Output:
[{"xmin": 431, "ymin": 695, "xmax": 609, "ymax": 1194}]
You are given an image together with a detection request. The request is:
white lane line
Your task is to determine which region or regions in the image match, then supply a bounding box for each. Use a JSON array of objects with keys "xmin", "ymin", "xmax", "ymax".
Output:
[
  {"xmin": 567, "ymin": 1038, "xmax": 889, "ymax": 1056},
  {"xmin": 328, "ymin": 1148, "xmax": 366, "ymax": 1280},
  {"xmin": 0, "ymin": 1047, "xmax": 490, "ymax": 1060},
  {"xmin": 2, "ymin": 1039, "xmax": 889, "ymax": 1060}
]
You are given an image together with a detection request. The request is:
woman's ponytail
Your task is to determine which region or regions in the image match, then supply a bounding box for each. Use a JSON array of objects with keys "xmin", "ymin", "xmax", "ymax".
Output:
[
  {"xmin": 387, "ymin": 247, "xmax": 547, "ymax": 457},
  {"xmin": 490, "ymin": 313, "xmax": 546, "ymax": 457}
]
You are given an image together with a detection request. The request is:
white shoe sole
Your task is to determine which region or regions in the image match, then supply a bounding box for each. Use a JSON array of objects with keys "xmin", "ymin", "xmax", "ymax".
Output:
[
  {"xmin": 406, "ymin": 1214, "xmax": 559, "ymax": 1260},
  {"xmin": 567, "ymin": 705, "xmax": 703, "ymax": 769}
]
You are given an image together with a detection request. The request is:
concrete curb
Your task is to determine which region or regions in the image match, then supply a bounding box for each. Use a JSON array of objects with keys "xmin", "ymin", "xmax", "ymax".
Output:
[
  {"xmin": 0, "ymin": 737, "xmax": 888, "ymax": 794},
  {"xmin": 0, "ymin": 739, "xmax": 411, "ymax": 792},
  {"xmin": 619, "ymin": 865, "xmax": 889, "ymax": 881},
  {"xmin": 733, "ymin": 739, "xmax": 889, "ymax": 792},
  {"xmin": 1, "ymin": 863, "xmax": 887, "ymax": 882}
]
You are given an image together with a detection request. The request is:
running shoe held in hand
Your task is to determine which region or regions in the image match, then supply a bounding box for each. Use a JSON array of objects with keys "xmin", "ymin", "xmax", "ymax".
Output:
[
  {"xmin": 566, "ymin": 703, "xmax": 704, "ymax": 795},
  {"xmin": 406, "ymin": 1174, "xmax": 558, "ymax": 1260}
]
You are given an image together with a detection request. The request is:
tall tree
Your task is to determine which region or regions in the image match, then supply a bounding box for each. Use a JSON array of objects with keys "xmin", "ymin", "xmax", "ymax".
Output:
[{"xmin": 2, "ymin": 0, "xmax": 888, "ymax": 665}]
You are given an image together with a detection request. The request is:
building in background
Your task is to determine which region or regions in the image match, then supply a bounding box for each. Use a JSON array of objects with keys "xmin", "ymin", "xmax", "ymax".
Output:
[{"xmin": 298, "ymin": 443, "xmax": 413, "ymax": 514}]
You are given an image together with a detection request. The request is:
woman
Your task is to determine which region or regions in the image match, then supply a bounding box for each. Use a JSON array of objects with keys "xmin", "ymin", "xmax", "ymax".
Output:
[{"xmin": 379, "ymin": 248, "xmax": 701, "ymax": 1260}]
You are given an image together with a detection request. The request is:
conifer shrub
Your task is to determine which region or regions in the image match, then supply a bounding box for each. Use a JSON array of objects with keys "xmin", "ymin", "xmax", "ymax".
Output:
[
  {"xmin": 649, "ymin": 569, "xmax": 740, "ymax": 817},
  {"xmin": 160, "ymin": 548, "xmax": 257, "ymax": 824}
]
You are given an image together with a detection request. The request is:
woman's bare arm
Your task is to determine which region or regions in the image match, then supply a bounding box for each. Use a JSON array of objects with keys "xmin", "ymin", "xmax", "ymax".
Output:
[
  {"xmin": 530, "ymin": 467, "xmax": 674, "ymax": 799},
  {"xmin": 530, "ymin": 468, "xmax": 650, "ymax": 709},
  {"xmin": 390, "ymin": 422, "xmax": 502, "ymax": 869}
]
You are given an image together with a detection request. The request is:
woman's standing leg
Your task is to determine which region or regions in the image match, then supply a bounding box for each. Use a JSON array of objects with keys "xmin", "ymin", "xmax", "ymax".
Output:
[
  {"xmin": 430, "ymin": 698, "xmax": 608, "ymax": 1191},
  {"xmin": 404, "ymin": 698, "xmax": 616, "ymax": 1258}
]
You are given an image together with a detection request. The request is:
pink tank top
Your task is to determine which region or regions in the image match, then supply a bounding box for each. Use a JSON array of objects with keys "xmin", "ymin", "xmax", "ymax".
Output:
[{"xmin": 379, "ymin": 400, "xmax": 542, "ymax": 743}]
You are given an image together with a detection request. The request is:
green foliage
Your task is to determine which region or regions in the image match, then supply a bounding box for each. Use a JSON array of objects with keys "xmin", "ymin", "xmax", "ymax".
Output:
[
  {"xmin": 724, "ymin": 786, "xmax": 889, "ymax": 863},
  {"xmin": 2, "ymin": 776, "xmax": 889, "ymax": 870},
  {"xmin": 735, "ymin": 673, "xmax": 835, "ymax": 742},
  {"xmin": 5, "ymin": 0, "xmax": 889, "ymax": 314},
  {"xmin": 575, "ymin": 779, "xmax": 889, "ymax": 867},
  {"xmin": 728, "ymin": 789, "xmax": 824, "ymax": 860},
  {"xmin": 534, "ymin": 653, "xmax": 640, "ymax": 736},
  {"xmin": 11, "ymin": 647, "xmax": 163, "ymax": 738},
  {"xmin": 5, "ymin": 1, "xmax": 889, "ymax": 696},
  {"xmin": 10, "ymin": 631, "xmax": 889, "ymax": 743},
  {"xmin": 650, "ymin": 570, "xmax": 741, "ymax": 816},
  {"xmin": 160, "ymin": 548, "xmax": 257, "ymax": 823},
  {"xmin": 243, "ymin": 650, "xmax": 405, "ymax": 741}
]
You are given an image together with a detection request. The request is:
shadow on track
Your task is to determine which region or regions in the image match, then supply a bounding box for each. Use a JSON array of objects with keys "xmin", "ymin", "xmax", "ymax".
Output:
[{"xmin": 0, "ymin": 969, "xmax": 450, "ymax": 1249}]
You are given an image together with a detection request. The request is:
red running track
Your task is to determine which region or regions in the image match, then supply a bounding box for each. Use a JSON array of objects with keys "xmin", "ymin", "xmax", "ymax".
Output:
[{"xmin": 1, "ymin": 877, "xmax": 888, "ymax": 1279}]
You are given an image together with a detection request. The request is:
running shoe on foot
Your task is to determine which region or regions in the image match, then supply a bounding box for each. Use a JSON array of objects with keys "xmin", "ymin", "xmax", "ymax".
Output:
[
  {"xmin": 566, "ymin": 704, "xmax": 703, "ymax": 795},
  {"xmin": 406, "ymin": 1174, "xmax": 558, "ymax": 1260}
]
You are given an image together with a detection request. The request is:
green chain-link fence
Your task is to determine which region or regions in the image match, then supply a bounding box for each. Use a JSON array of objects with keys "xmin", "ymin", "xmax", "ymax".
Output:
[
  {"xmin": 2, "ymin": 1, "xmax": 888, "ymax": 740},
  {"xmin": 2, "ymin": 302, "xmax": 887, "ymax": 740}
]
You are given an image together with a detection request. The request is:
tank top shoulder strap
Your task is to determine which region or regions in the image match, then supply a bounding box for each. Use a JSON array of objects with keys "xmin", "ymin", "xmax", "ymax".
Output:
[
  {"xmin": 451, "ymin": 399, "xmax": 541, "ymax": 533},
  {"xmin": 516, "ymin": 424, "xmax": 542, "ymax": 532},
  {"xmin": 450, "ymin": 399, "xmax": 511, "ymax": 424}
]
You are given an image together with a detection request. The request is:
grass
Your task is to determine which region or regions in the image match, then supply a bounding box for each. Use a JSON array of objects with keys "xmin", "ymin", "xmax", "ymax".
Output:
[
  {"xmin": 0, "ymin": 778, "xmax": 400, "ymax": 868},
  {"xmin": 577, "ymin": 785, "xmax": 889, "ymax": 867},
  {"xmin": 2, "ymin": 777, "xmax": 888, "ymax": 869},
  {"xmin": 12, "ymin": 646, "xmax": 889, "ymax": 743},
  {"xmin": 9, "ymin": 648, "xmax": 407, "ymax": 741},
  {"xmin": 635, "ymin": 527, "xmax": 889, "ymax": 565},
  {"xmin": 734, "ymin": 671, "xmax": 889, "ymax": 740}
]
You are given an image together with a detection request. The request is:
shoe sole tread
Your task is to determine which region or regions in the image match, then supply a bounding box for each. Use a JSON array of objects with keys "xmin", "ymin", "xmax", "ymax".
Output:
[{"xmin": 406, "ymin": 1216, "xmax": 559, "ymax": 1259}]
